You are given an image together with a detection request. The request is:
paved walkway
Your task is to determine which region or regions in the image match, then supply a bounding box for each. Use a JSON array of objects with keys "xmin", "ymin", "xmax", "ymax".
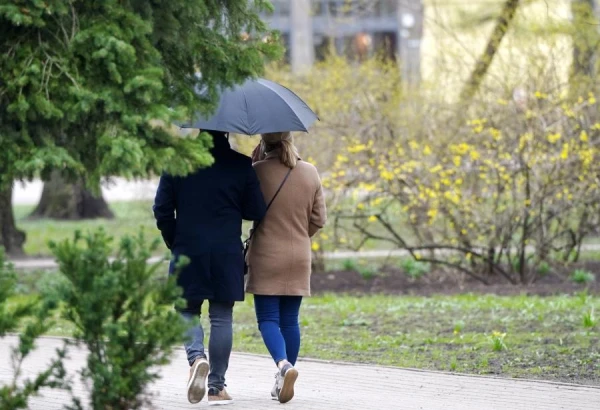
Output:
[
  {"xmin": 12, "ymin": 178, "xmax": 158, "ymax": 205},
  {"xmin": 10, "ymin": 243, "xmax": 600, "ymax": 270},
  {"xmin": 1, "ymin": 336, "xmax": 599, "ymax": 410}
]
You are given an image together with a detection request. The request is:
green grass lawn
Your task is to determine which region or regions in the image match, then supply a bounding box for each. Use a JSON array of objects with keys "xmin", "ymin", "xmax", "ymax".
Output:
[
  {"xmin": 232, "ymin": 294, "xmax": 600, "ymax": 385},
  {"xmin": 13, "ymin": 201, "xmax": 256, "ymax": 257},
  {"xmin": 12, "ymin": 199, "xmax": 403, "ymax": 257},
  {"xmin": 13, "ymin": 270, "xmax": 597, "ymax": 385},
  {"xmin": 14, "ymin": 201, "xmax": 161, "ymax": 256}
]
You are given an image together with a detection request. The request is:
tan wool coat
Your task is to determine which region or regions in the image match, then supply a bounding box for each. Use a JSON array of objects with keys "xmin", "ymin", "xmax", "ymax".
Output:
[{"xmin": 245, "ymin": 151, "xmax": 327, "ymax": 296}]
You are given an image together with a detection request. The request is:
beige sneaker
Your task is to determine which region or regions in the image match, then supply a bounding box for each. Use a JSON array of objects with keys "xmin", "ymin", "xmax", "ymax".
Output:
[
  {"xmin": 187, "ymin": 357, "xmax": 209, "ymax": 404},
  {"xmin": 208, "ymin": 387, "xmax": 234, "ymax": 406}
]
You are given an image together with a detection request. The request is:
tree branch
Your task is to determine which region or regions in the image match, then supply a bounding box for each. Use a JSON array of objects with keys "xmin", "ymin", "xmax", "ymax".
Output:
[{"xmin": 460, "ymin": 0, "xmax": 521, "ymax": 101}]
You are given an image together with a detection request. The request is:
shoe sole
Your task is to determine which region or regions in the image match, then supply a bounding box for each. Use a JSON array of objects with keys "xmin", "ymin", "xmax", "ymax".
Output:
[
  {"xmin": 208, "ymin": 399, "xmax": 235, "ymax": 406},
  {"xmin": 278, "ymin": 368, "xmax": 298, "ymax": 404},
  {"xmin": 187, "ymin": 360, "xmax": 209, "ymax": 404}
]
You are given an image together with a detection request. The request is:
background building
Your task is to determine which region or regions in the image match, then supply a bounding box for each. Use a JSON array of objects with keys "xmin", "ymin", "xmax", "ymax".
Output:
[{"xmin": 262, "ymin": 0, "xmax": 423, "ymax": 83}]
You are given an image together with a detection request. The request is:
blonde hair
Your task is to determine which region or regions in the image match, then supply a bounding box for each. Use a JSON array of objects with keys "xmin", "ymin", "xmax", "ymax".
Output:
[{"xmin": 260, "ymin": 132, "xmax": 299, "ymax": 168}]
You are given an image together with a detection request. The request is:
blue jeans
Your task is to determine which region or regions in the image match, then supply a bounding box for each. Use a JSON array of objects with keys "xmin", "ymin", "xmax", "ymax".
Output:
[
  {"xmin": 254, "ymin": 295, "xmax": 303, "ymax": 365},
  {"xmin": 179, "ymin": 300, "xmax": 234, "ymax": 390}
]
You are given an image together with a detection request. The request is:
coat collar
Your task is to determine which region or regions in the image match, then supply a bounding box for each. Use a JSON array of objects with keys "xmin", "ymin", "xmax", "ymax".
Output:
[
  {"xmin": 211, "ymin": 135, "xmax": 231, "ymax": 153},
  {"xmin": 264, "ymin": 148, "xmax": 302, "ymax": 162}
]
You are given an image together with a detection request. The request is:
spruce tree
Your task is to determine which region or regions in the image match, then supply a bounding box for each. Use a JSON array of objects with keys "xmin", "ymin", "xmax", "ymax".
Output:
[{"xmin": 0, "ymin": 0, "xmax": 281, "ymax": 254}]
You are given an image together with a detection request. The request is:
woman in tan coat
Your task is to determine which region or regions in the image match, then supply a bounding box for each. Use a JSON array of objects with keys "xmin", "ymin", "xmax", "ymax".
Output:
[{"xmin": 246, "ymin": 132, "xmax": 326, "ymax": 404}]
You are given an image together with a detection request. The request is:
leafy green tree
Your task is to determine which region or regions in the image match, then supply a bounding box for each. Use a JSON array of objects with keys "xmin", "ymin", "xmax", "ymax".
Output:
[
  {"xmin": 0, "ymin": 249, "xmax": 68, "ymax": 409},
  {"xmin": 28, "ymin": 172, "xmax": 115, "ymax": 221},
  {"xmin": 50, "ymin": 229, "xmax": 188, "ymax": 409},
  {"xmin": 0, "ymin": 0, "xmax": 281, "ymax": 254}
]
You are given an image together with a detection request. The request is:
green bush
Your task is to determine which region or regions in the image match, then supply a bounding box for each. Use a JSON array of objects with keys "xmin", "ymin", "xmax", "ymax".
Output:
[
  {"xmin": 453, "ymin": 320, "xmax": 465, "ymax": 334},
  {"xmin": 14, "ymin": 270, "xmax": 69, "ymax": 296},
  {"xmin": 583, "ymin": 309, "xmax": 596, "ymax": 329},
  {"xmin": 488, "ymin": 331, "xmax": 508, "ymax": 352},
  {"xmin": 400, "ymin": 259, "xmax": 431, "ymax": 280},
  {"xmin": 357, "ymin": 265, "xmax": 377, "ymax": 280},
  {"xmin": 342, "ymin": 258, "xmax": 358, "ymax": 271},
  {"xmin": 49, "ymin": 229, "xmax": 187, "ymax": 410},
  {"xmin": 537, "ymin": 262, "xmax": 551, "ymax": 277},
  {"xmin": 570, "ymin": 269, "xmax": 595, "ymax": 284},
  {"xmin": 0, "ymin": 249, "xmax": 67, "ymax": 410}
]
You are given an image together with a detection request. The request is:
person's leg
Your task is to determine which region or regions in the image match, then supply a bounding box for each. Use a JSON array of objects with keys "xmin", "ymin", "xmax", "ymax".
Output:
[
  {"xmin": 179, "ymin": 300, "xmax": 210, "ymax": 404},
  {"xmin": 254, "ymin": 295, "xmax": 287, "ymax": 364},
  {"xmin": 255, "ymin": 295, "xmax": 299, "ymax": 403},
  {"xmin": 179, "ymin": 300, "xmax": 206, "ymax": 365},
  {"xmin": 279, "ymin": 296, "xmax": 303, "ymax": 366},
  {"xmin": 206, "ymin": 300, "xmax": 234, "ymax": 390}
]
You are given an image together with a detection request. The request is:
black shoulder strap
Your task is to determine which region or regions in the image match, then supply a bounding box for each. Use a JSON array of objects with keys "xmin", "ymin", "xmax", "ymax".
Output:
[{"xmin": 247, "ymin": 168, "xmax": 292, "ymax": 242}]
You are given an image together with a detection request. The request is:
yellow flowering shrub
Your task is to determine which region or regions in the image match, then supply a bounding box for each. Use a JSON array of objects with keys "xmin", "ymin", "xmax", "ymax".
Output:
[
  {"xmin": 265, "ymin": 55, "xmax": 600, "ymax": 283},
  {"xmin": 323, "ymin": 88, "xmax": 600, "ymax": 284}
]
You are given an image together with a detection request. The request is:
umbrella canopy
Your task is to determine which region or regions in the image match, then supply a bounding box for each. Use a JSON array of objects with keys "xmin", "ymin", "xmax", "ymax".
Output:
[{"xmin": 182, "ymin": 78, "xmax": 318, "ymax": 135}]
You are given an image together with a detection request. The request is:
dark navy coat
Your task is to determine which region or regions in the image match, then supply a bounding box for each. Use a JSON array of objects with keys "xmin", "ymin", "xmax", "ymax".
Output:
[{"xmin": 153, "ymin": 135, "xmax": 266, "ymax": 303}]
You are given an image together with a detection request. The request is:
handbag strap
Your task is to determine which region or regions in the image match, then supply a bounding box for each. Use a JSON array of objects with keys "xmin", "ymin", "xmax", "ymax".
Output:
[{"xmin": 247, "ymin": 168, "xmax": 292, "ymax": 243}]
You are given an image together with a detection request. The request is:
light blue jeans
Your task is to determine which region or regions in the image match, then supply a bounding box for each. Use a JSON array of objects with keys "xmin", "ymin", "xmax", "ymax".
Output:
[{"xmin": 180, "ymin": 300, "xmax": 234, "ymax": 390}]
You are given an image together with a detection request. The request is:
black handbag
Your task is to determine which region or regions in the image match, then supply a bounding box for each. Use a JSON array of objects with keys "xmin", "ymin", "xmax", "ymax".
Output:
[{"xmin": 244, "ymin": 168, "xmax": 292, "ymax": 275}]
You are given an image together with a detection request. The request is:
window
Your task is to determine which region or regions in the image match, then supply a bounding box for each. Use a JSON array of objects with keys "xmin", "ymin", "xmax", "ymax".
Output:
[
  {"xmin": 272, "ymin": 0, "xmax": 291, "ymax": 16},
  {"xmin": 314, "ymin": 35, "xmax": 335, "ymax": 61},
  {"xmin": 372, "ymin": 32, "xmax": 397, "ymax": 60},
  {"xmin": 281, "ymin": 33, "xmax": 291, "ymax": 63},
  {"xmin": 312, "ymin": 0, "xmax": 325, "ymax": 16},
  {"xmin": 379, "ymin": 0, "xmax": 397, "ymax": 16}
]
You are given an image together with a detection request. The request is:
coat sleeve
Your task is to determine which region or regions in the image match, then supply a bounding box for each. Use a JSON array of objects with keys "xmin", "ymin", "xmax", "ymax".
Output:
[
  {"xmin": 309, "ymin": 180, "xmax": 327, "ymax": 237},
  {"xmin": 153, "ymin": 174, "xmax": 177, "ymax": 249},
  {"xmin": 242, "ymin": 166, "xmax": 267, "ymax": 221}
]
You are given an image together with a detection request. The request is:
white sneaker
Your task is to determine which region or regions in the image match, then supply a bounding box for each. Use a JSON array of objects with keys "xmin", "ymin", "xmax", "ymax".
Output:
[
  {"xmin": 275, "ymin": 364, "xmax": 299, "ymax": 404},
  {"xmin": 187, "ymin": 357, "xmax": 209, "ymax": 404},
  {"xmin": 271, "ymin": 373, "xmax": 279, "ymax": 400}
]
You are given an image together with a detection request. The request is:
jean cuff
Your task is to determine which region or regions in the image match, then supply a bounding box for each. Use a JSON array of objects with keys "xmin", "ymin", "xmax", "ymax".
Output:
[
  {"xmin": 188, "ymin": 353, "xmax": 207, "ymax": 366},
  {"xmin": 208, "ymin": 383, "xmax": 226, "ymax": 391}
]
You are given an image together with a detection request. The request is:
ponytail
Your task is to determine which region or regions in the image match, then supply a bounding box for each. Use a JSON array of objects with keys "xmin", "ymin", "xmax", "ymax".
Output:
[{"xmin": 261, "ymin": 132, "xmax": 299, "ymax": 168}]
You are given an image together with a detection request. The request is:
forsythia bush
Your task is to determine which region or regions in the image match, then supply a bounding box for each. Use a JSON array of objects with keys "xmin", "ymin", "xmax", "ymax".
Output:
[
  {"xmin": 269, "ymin": 55, "xmax": 600, "ymax": 284},
  {"xmin": 328, "ymin": 92, "xmax": 600, "ymax": 284}
]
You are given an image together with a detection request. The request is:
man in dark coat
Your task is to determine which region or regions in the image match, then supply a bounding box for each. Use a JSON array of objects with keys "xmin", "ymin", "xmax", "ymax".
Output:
[{"xmin": 153, "ymin": 130, "xmax": 266, "ymax": 405}]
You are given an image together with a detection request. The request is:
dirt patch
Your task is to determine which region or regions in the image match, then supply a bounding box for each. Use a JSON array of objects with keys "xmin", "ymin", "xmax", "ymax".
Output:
[{"xmin": 311, "ymin": 262, "xmax": 600, "ymax": 296}]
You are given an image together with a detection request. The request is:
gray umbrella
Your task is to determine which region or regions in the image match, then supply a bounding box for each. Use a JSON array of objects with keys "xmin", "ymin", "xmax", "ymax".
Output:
[{"xmin": 182, "ymin": 78, "xmax": 318, "ymax": 135}]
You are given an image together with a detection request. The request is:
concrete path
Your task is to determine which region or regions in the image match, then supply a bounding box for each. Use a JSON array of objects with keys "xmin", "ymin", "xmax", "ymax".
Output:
[
  {"xmin": 0, "ymin": 336, "xmax": 598, "ymax": 410},
  {"xmin": 12, "ymin": 178, "xmax": 158, "ymax": 205},
  {"xmin": 10, "ymin": 243, "xmax": 600, "ymax": 270}
]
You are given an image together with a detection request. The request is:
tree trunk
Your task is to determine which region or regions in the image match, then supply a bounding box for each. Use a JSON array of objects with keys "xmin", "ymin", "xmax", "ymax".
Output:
[
  {"xmin": 0, "ymin": 183, "xmax": 26, "ymax": 256},
  {"xmin": 29, "ymin": 172, "xmax": 114, "ymax": 220},
  {"xmin": 460, "ymin": 0, "xmax": 521, "ymax": 101},
  {"xmin": 570, "ymin": 0, "xmax": 600, "ymax": 92},
  {"xmin": 311, "ymin": 251, "xmax": 326, "ymax": 273}
]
